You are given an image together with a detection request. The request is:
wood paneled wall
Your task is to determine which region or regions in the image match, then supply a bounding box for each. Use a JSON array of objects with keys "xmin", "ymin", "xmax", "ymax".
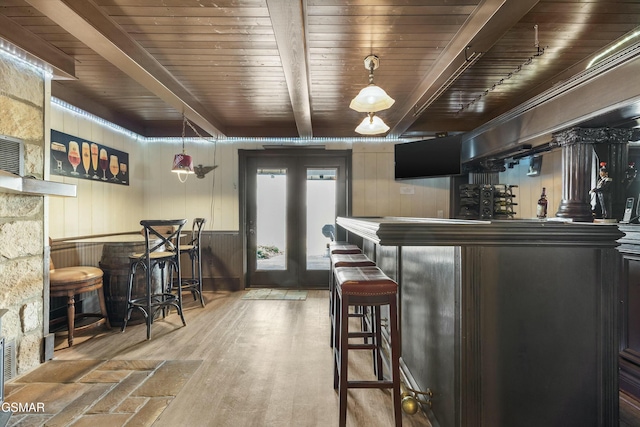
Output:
[
  {"xmin": 199, "ymin": 231, "xmax": 243, "ymax": 291},
  {"xmin": 50, "ymin": 102, "xmax": 572, "ymax": 282},
  {"xmin": 50, "ymin": 105, "xmax": 452, "ymax": 238},
  {"xmin": 139, "ymin": 137, "xmax": 240, "ymax": 231},
  {"xmin": 50, "ymin": 106, "xmax": 461, "ymax": 292},
  {"xmin": 352, "ymin": 141, "xmax": 452, "ymax": 218},
  {"xmin": 498, "ymin": 149, "xmax": 563, "ymax": 219},
  {"xmin": 49, "ymin": 105, "xmax": 145, "ymax": 238},
  {"xmin": 50, "ymin": 231, "xmax": 243, "ymax": 291}
]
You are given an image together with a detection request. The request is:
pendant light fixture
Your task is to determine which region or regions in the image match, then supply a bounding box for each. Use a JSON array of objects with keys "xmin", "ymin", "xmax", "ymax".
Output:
[
  {"xmin": 349, "ymin": 55, "xmax": 395, "ymax": 113},
  {"xmin": 171, "ymin": 115, "xmax": 195, "ymax": 183},
  {"xmin": 355, "ymin": 112, "xmax": 390, "ymax": 135}
]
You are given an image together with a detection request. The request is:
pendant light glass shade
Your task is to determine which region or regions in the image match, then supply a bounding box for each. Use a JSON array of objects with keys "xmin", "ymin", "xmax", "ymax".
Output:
[
  {"xmin": 349, "ymin": 54, "xmax": 395, "ymax": 113},
  {"xmin": 355, "ymin": 113, "xmax": 390, "ymax": 135},
  {"xmin": 172, "ymin": 152, "xmax": 194, "ymax": 183},
  {"xmin": 172, "ymin": 153, "xmax": 194, "ymax": 174},
  {"xmin": 172, "ymin": 115, "xmax": 195, "ymax": 182},
  {"xmin": 349, "ymin": 84, "xmax": 395, "ymax": 113}
]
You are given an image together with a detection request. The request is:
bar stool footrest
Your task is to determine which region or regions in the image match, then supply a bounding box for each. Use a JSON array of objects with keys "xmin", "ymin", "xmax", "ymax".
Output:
[
  {"xmin": 348, "ymin": 343, "xmax": 378, "ymax": 350},
  {"xmin": 348, "ymin": 331, "xmax": 374, "ymax": 339},
  {"xmin": 346, "ymin": 380, "xmax": 394, "ymax": 389}
]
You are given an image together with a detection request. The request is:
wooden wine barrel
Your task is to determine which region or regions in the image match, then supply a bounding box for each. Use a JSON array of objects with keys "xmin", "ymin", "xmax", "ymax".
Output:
[{"xmin": 99, "ymin": 238, "xmax": 163, "ymax": 326}]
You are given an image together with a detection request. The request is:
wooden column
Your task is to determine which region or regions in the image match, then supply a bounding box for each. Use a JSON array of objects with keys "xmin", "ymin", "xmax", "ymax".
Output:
[{"xmin": 553, "ymin": 127, "xmax": 632, "ymax": 222}]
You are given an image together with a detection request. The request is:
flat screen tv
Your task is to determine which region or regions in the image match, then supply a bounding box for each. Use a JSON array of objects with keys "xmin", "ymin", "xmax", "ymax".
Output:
[{"xmin": 394, "ymin": 134, "xmax": 462, "ymax": 179}]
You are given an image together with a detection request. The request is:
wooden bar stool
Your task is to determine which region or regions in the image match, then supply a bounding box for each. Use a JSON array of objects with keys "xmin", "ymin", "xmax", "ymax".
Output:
[
  {"xmin": 329, "ymin": 253, "xmax": 375, "ymax": 347},
  {"xmin": 122, "ymin": 219, "xmax": 187, "ymax": 340},
  {"xmin": 328, "ymin": 244, "xmax": 363, "ymax": 318},
  {"xmin": 333, "ymin": 266, "xmax": 402, "ymax": 427},
  {"xmin": 49, "ymin": 262, "xmax": 110, "ymax": 347},
  {"xmin": 177, "ymin": 217, "xmax": 206, "ymax": 307}
]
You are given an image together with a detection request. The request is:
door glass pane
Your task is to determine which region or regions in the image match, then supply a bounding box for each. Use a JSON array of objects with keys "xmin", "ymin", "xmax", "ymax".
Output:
[
  {"xmin": 306, "ymin": 168, "xmax": 337, "ymax": 270},
  {"xmin": 256, "ymin": 168, "xmax": 286, "ymax": 270}
]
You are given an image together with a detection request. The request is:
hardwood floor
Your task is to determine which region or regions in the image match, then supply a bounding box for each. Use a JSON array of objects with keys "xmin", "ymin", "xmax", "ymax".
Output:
[
  {"xmin": 42, "ymin": 290, "xmax": 432, "ymax": 426},
  {"xmin": 621, "ymin": 392, "xmax": 640, "ymax": 427},
  {"xmin": 8, "ymin": 289, "xmax": 640, "ymax": 425}
]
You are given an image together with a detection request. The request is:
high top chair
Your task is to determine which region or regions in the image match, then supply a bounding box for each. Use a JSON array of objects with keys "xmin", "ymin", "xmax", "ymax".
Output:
[
  {"xmin": 177, "ymin": 217, "xmax": 206, "ymax": 307},
  {"xmin": 122, "ymin": 219, "xmax": 187, "ymax": 340}
]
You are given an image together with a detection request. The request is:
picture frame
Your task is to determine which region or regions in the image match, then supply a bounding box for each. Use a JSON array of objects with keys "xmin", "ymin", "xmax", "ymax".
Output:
[
  {"xmin": 50, "ymin": 130, "xmax": 129, "ymax": 186},
  {"xmin": 527, "ymin": 156, "xmax": 542, "ymax": 177}
]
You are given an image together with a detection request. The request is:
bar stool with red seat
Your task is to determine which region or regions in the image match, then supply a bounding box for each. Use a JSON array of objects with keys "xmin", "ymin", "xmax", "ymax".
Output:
[
  {"xmin": 329, "ymin": 241, "xmax": 362, "ymax": 255},
  {"xmin": 333, "ymin": 266, "xmax": 402, "ymax": 426},
  {"xmin": 329, "ymin": 253, "xmax": 375, "ymax": 340},
  {"xmin": 328, "ymin": 244, "xmax": 364, "ymax": 316}
]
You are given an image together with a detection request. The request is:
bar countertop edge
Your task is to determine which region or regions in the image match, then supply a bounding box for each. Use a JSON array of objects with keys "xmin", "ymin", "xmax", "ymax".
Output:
[{"xmin": 336, "ymin": 216, "xmax": 625, "ymax": 247}]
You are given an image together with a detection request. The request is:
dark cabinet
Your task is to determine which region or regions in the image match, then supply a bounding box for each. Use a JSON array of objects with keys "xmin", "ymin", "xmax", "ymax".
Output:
[{"xmin": 618, "ymin": 226, "xmax": 640, "ymax": 399}]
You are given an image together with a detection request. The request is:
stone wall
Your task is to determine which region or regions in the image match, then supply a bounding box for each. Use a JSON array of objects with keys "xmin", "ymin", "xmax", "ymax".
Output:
[{"xmin": 0, "ymin": 53, "xmax": 46, "ymax": 375}]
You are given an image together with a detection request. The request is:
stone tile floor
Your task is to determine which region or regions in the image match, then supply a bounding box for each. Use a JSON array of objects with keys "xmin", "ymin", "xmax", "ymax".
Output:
[{"xmin": 3, "ymin": 359, "xmax": 201, "ymax": 427}]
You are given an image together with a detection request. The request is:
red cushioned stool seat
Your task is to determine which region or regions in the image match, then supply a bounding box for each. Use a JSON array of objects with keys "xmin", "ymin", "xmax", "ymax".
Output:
[
  {"xmin": 333, "ymin": 266, "xmax": 402, "ymax": 427},
  {"xmin": 329, "ymin": 253, "xmax": 376, "ymax": 348},
  {"xmin": 329, "ymin": 242, "xmax": 362, "ymax": 255}
]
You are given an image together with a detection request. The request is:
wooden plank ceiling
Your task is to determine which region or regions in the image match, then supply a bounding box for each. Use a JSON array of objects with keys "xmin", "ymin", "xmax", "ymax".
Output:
[{"xmin": 0, "ymin": 0, "xmax": 639, "ymax": 139}]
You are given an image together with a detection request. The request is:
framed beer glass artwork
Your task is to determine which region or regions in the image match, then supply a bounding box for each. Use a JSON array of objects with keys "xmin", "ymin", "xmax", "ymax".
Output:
[{"xmin": 50, "ymin": 130, "xmax": 129, "ymax": 186}]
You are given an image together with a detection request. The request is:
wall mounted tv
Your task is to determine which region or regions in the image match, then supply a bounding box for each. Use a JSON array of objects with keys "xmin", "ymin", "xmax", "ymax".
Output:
[{"xmin": 394, "ymin": 134, "xmax": 463, "ymax": 180}]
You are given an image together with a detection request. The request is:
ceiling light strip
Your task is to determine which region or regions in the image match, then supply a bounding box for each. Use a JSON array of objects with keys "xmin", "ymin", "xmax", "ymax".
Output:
[
  {"xmin": 587, "ymin": 29, "xmax": 640, "ymax": 69},
  {"xmin": 52, "ymin": 98, "xmax": 407, "ymax": 144},
  {"xmin": 52, "ymin": 97, "xmax": 141, "ymax": 141},
  {"xmin": 0, "ymin": 41, "xmax": 53, "ymax": 78}
]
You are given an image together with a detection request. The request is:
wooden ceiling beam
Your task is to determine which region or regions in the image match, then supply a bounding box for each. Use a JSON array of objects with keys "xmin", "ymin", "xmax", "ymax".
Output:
[
  {"xmin": 266, "ymin": 0, "xmax": 313, "ymax": 138},
  {"xmin": 51, "ymin": 81, "xmax": 147, "ymax": 135},
  {"xmin": 389, "ymin": 0, "xmax": 541, "ymax": 138},
  {"xmin": 24, "ymin": 0, "xmax": 226, "ymax": 138},
  {"xmin": 0, "ymin": 13, "xmax": 76, "ymax": 80}
]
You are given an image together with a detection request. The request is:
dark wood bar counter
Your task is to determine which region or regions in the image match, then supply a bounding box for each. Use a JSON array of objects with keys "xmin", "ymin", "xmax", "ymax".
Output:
[
  {"xmin": 616, "ymin": 225, "xmax": 640, "ymax": 404},
  {"xmin": 336, "ymin": 216, "xmax": 624, "ymax": 427}
]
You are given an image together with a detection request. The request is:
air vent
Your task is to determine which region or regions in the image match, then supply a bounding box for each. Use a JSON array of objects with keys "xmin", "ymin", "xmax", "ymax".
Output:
[
  {"xmin": 0, "ymin": 135, "xmax": 25, "ymax": 176},
  {"xmin": 3, "ymin": 339, "xmax": 16, "ymax": 383}
]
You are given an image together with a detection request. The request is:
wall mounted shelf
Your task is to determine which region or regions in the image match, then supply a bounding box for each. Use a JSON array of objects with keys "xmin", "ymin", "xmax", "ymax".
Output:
[{"xmin": 0, "ymin": 170, "xmax": 76, "ymax": 197}]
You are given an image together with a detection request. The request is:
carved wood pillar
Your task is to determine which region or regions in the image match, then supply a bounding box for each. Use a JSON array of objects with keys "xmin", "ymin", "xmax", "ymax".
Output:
[
  {"xmin": 554, "ymin": 128, "xmax": 596, "ymax": 221},
  {"xmin": 553, "ymin": 127, "xmax": 632, "ymax": 222}
]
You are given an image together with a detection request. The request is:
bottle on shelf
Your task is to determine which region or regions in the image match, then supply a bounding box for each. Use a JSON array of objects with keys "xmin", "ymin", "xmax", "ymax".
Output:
[{"xmin": 537, "ymin": 187, "xmax": 548, "ymax": 219}]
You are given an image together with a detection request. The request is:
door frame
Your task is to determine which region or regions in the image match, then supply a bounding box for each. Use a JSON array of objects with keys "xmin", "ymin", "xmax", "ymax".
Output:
[{"xmin": 238, "ymin": 148, "xmax": 352, "ymax": 289}]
